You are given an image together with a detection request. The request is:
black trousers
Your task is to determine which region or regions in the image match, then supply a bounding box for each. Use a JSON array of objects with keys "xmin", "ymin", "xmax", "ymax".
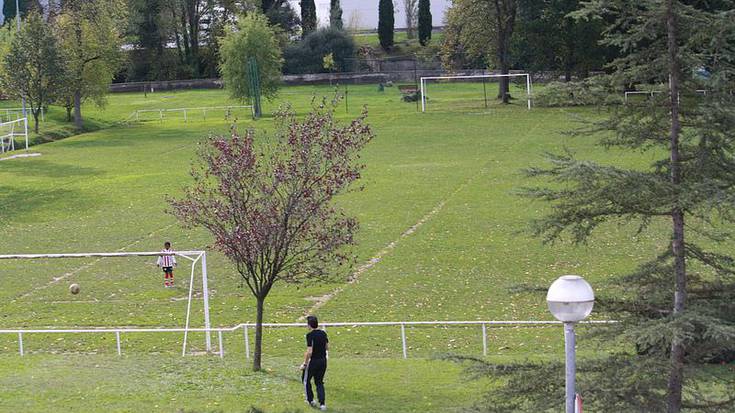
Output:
[{"xmin": 303, "ymin": 358, "xmax": 327, "ymax": 405}]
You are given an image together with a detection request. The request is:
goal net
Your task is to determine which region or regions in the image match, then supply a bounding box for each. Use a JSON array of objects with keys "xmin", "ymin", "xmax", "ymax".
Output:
[
  {"xmin": 0, "ymin": 251, "xmax": 213, "ymax": 354},
  {"xmin": 0, "ymin": 118, "xmax": 28, "ymax": 154},
  {"xmin": 420, "ymin": 74, "xmax": 533, "ymax": 112}
]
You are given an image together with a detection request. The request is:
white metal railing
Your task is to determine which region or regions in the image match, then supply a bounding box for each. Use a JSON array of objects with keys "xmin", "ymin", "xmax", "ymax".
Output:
[
  {"xmin": 0, "ymin": 107, "xmax": 43, "ymax": 123},
  {"xmin": 0, "ymin": 118, "xmax": 28, "ymax": 153},
  {"xmin": 129, "ymin": 105, "xmax": 254, "ymax": 123},
  {"xmin": 0, "ymin": 320, "xmax": 615, "ymax": 359},
  {"xmin": 623, "ymin": 89, "xmax": 707, "ymax": 103}
]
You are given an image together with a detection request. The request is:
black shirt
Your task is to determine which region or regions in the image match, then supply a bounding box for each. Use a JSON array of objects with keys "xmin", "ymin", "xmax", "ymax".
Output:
[{"xmin": 306, "ymin": 329, "xmax": 328, "ymax": 360}]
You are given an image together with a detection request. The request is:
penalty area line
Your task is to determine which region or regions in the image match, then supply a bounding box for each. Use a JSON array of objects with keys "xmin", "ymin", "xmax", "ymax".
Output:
[{"xmin": 300, "ymin": 174, "xmax": 477, "ymax": 319}]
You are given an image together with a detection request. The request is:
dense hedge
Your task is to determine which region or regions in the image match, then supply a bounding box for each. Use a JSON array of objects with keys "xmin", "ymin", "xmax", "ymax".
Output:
[{"xmin": 283, "ymin": 28, "xmax": 356, "ymax": 75}]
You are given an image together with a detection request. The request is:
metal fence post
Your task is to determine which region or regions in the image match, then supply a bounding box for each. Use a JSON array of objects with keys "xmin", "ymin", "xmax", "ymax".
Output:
[
  {"xmin": 482, "ymin": 324, "xmax": 488, "ymax": 356},
  {"xmin": 218, "ymin": 331, "xmax": 224, "ymax": 359},
  {"xmin": 116, "ymin": 331, "xmax": 122, "ymax": 356},
  {"xmin": 18, "ymin": 332, "xmax": 24, "ymax": 356},
  {"xmin": 401, "ymin": 324, "xmax": 407, "ymax": 359},
  {"xmin": 243, "ymin": 325, "xmax": 250, "ymax": 359}
]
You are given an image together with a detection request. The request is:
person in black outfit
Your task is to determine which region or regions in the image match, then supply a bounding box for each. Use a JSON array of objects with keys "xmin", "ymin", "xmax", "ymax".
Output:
[{"xmin": 301, "ymin": 315, "xmax": 329, "ymax": 411}]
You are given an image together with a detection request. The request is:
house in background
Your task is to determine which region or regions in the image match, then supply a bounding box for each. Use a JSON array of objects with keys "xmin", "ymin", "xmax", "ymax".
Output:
[{"xmin": 288, "ymin": 0, "xmax": 450, "ymax": 31}]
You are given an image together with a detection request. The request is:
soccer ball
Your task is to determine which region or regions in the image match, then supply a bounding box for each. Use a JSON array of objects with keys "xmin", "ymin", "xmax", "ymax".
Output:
[{"xmin": 69, "ymin": 283, "xmax": 81, "ymax": 295}]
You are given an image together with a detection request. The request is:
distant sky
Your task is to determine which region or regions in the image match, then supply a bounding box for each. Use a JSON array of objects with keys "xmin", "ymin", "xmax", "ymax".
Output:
[{"xmin": 288, "ymin": 0, "xmax": 451, "ymax": 30}]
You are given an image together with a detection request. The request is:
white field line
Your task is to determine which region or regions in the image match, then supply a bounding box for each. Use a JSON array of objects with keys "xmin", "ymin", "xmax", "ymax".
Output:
[
  {"xmin": 14, "ymin": 223, "xmax": 178, "ymax": 301},
  {"xmin": 0, "ymin": 153, "xmax": 41, "ymax": 161},
  {"xmin": 301, "ymin": 176, "xmax": 475, "ymax": 318}
]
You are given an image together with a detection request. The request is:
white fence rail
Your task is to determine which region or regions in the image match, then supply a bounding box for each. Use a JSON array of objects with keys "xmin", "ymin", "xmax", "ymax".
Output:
[
  {"xmin": 1, "ymin": 107, "xmax": 43, "ymax": 123},
  {"xmin": 0, "ymin": 118, "xmax": 28, "ymax": 153},
  {"xmin": 129, "ymin": 105, "xmax": 254, "ymax": 123},
  {"xmin": 0, "ymin": 320, "xmax": 614, "ymax": 359}
]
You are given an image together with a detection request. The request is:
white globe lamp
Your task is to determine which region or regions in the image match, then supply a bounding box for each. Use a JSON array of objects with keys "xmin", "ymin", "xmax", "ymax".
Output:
[{"xmin": 546, "ymin": 275, "xmax": 594, "ymax": 322}]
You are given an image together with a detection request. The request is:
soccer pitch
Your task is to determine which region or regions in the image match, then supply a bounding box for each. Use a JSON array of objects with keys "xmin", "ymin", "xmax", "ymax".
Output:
[{"xmin": 0, "ymin": 84, "xmax": 662, "ymax": 412}]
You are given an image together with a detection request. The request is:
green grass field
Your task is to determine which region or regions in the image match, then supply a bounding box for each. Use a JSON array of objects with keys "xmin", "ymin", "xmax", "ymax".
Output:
[{"xmin": 0, "ymin": 83, "xmax": 673, "ymax": 412}]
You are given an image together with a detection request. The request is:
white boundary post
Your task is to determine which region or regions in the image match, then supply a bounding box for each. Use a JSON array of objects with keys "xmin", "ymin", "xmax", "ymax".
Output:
[
  {"xmin": 18, "ymin": 332, "xmax": 24, "ymax": 356},
  {"xmin": 24, "ymin": 117, "xmax": 28, "ymax": 150},
  {"xmin": 218, "ymin": 331, "xmax": 224, "ymax": 359},
  {"xmin": 243, "ymin": 325, "xmax": 250, "ymax": 359},
  {"xmin": 400, "ymin": 324, "xmax": 407, "ymax": 359},
  {"xmin": 116, "ymin": 331, "xmax": 121, "ymax": 356},
  {"xmin": 420, "ymin": 78, "xmax": 426, "ymax": 112},
  {"xmin": 482, "ymin": 323, "xmax": 488, "ymax": 356},
  {"xmin": 526, "ymin": 74, "xmax": 532, "ymax": 110},
  {"xmin": 201, "ymin": 252, "xmax": 212, "ymax": 352}
]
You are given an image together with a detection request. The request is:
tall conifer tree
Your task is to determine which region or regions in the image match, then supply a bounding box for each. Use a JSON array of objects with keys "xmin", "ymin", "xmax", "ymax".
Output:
[
  {"xmin": 300, "ymin": 0, "xmax": 317, "ymax": 38},
  {"xmin": 418, "ymin": 0, "xmax": 431, "ymax": 45},
  {"xmin": 378, "ymin": 0, "xmax": 394, "ymax": 50}
]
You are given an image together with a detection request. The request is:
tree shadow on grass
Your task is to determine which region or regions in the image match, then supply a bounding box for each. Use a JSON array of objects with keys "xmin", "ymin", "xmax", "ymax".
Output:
[
  {"xmin": 0, "ymin": 186, "xmax": 99, "ymax": 225},
  {"xmin": 0, "ymin": 159, "xmax": 100, "ymax": 178}
]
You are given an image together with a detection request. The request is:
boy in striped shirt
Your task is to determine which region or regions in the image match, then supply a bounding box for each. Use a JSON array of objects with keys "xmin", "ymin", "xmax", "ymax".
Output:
[{"xmin": 156, "ymin": 242, "xmax": 177, "ymax": 288}]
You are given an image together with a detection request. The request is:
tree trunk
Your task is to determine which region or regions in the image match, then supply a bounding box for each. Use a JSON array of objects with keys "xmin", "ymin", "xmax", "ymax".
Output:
[
  {"xmin": 494, "ymin": 0, "xmax": 515, "ymax": 104},
  {"xmin": 32, "ymin": 109, "xmax": 39, "ymax": 133},
  {"xmin": 253, "ymin": 296, "xmax": 265, "ymax": 371},
  {"xmin": 66, "ymin": 106, "xmax": 72, "ymax": 122},
  {"xmin": 73, "ymin": 90, "xmax": 83, "ymax": 129},
  {"xmin": 665, "ymin": 1, "xmax": 686, "ymax": 412}
]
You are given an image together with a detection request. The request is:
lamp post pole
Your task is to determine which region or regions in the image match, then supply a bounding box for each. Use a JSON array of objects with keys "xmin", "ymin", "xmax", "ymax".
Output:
[{"xmin": 564, "ymin": 322, "xmax": 576, "ymax": 413}]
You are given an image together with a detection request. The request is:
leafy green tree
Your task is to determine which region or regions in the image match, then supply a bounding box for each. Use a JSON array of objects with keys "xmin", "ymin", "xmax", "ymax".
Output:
[
  {"xmin": 440, "ymin": 0, "xmax": 493, "ymax": 69},
  {"xmin": 417, "ymin": 0, "xmax": 431, "ymax": 45},
  {"xmin": 283, "ymin": 27, "xmax": 355, "ymax": 74},
  {"xmin": 514, "ymin": 0, "xmax": 611, "ymax": 81},
  {"xmin": 1, "ymin": 12, "xmax": 63, "ymax": 133},
  {"xmin": 329, "ymin": 0, "xmax": 343, "ymax": 30},
  {"xmin": 300, "ymin": 0, "xmax": 316, "ymax": 38},
  {"xmin": 260, "ymin": 0, "xmax": 300, "ymax": 36},
  {"xmin": 378, "ymin": 0, "xmax": 394, "ymax": 50},
  {"xmin": 219, "ymin": 12, "xmax": 283, "ymax": 102},
  {"xmin": 439, "ymin": 0, "xmax": 517, "ymax": 102},
  {"xmin": 55, "ymin": 0, "xmax": 126, "ymax": 129},
  {"xmin": 127, "ymin": 0, "xmax": 170, "ymax": 80},
  {"xmin": 458, "ymin": 2, "xmax": 735, "ymax": 412}
]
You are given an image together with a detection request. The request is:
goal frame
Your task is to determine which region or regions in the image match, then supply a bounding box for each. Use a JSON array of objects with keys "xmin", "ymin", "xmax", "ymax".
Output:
[
  {"xmin": 420, "ymin": 74, "xmax": 533, "ymax": 112},
  {"xmin": 0, "ymin": 250, "xmax": 213, "ymax": 355},
  {"xmin": 0, "ymin": 118, "xmax": 28, "ymax": 154}
]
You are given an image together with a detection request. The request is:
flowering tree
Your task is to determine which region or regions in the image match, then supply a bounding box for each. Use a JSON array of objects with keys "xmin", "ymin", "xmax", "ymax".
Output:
[{"xmin": 170, "ymin": 99, "xmax": 373, "ymax": 371}]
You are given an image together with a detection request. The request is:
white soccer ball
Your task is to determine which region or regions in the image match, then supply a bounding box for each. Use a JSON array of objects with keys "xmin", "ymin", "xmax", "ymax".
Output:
[{"xmin": 69, "ymin": 283, "xmax": 81, "ymax": 295}]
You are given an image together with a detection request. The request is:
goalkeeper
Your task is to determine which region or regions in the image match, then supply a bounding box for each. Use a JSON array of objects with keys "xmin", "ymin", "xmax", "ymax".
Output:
[{"xmin": 156, "ymin": 241, "xmax": 177, "ymax": 288}]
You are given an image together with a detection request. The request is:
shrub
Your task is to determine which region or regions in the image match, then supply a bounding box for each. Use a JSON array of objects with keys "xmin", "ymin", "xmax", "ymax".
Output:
[
  {"xmin": 284, "ymin": 28, "xmax": 355, "ymax": 75},
  {"xmin": 533, "ymin": 78, "xmax": 623, "ymax": 107}
]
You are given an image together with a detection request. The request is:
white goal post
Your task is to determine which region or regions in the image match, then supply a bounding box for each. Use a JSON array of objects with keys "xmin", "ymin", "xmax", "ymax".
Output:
[
  {"xmin": 0, "ymin": 118, "xmax": 29, "ymax": 154},
  {"xmin": 420, "ymin": 73, "xmax": 533, "ymax": 112},
  {"xmin": 0, "ymin": 250, "xmax": 213, "ymax": 355}
]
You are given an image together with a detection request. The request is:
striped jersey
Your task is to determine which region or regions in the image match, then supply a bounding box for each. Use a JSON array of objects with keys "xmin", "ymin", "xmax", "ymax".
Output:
[{"xmin": 157, "ymin": 249, "xmax": 177, "ymax": 267}]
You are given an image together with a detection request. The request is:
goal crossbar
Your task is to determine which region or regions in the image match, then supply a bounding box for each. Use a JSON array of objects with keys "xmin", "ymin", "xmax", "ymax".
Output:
[
  {"xmin": 0, "ymin": 250, "xmax": 213, "ymax": 355},
  {"xmin": 420, "ymin": 73, "xmax": 533, "ymax": 112}
]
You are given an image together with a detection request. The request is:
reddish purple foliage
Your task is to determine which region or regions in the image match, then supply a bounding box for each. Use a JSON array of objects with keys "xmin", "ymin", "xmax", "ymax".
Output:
[{"xmin": 170, "ymin": 99, "xmax": 373, "ymax": 298}]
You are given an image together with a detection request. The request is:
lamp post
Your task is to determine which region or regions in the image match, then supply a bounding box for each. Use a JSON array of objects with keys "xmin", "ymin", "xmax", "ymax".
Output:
[{"xmin": 547, "ymin": 275, "xmax": 594, "ymax": 413}]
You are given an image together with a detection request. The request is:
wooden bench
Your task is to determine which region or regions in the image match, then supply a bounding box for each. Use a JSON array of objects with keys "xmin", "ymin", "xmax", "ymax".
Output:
[{"xmin": 398, "ymin": 84, "xmax": 419, "ymax": 95}]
